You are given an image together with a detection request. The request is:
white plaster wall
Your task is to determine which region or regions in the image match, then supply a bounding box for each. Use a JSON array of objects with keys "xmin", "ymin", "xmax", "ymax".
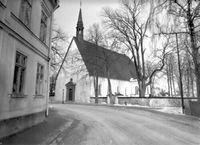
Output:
[
  {"xmin": 0, "ymin": 31, "xmax": 48, "ymax": 120},
  {"xmin": 55, "ymin": 71, "xmax": 67, "ymax": 102},
  {"xmin": 90, "ymin": 77, "xmax": 139, "ymax": 97},
  {"xmin": 0, "ymin": 0, "xmax": 55, "ymax": 120},
  {"xmin": 74, "ymin": 76, "xmax": 92, "ymax": 103}
]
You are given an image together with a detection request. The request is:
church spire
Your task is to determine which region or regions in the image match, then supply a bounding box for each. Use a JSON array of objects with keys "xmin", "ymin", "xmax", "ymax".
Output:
[{"xmin": 76, "ymin": 2, "xmax": 84, "ymax": 40}]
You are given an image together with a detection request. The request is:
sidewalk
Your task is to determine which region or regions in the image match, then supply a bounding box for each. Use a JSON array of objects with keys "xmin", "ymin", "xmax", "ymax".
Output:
[{"xmin": 0, "ymin": 107, "xmax": 73, "ymax": 145}]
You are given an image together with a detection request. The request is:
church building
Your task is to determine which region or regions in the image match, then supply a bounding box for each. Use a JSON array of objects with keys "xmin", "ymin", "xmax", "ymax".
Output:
[{"xmin": 55, "ymin": 7, "xmax": 150, "ymax": 103}]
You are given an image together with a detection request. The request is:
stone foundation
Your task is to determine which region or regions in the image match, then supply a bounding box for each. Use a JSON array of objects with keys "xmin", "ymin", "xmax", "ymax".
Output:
[{"xmin": 0, "ymin": 111, "xmax": 46, "ymax": 139}]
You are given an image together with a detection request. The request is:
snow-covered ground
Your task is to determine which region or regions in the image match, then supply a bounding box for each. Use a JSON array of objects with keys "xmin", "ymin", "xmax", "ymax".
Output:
[
  {"xmin": 156, "ymin": 107, "xmax": 182, "ymax": 114},
  {"xmin": 113, "ymin": 103, "xmax": 182, "ymax": 115}
]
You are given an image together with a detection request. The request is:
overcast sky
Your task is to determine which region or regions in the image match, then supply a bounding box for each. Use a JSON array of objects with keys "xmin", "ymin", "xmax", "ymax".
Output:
[{"xmin": 54, "ymin": 0, "xmax": 120, "ymax": 38}]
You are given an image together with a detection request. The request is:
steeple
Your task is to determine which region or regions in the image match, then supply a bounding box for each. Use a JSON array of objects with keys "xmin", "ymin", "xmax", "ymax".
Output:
[{"xmin": 76, "ymin": 4, "xmax": 84, "ymax": 40}]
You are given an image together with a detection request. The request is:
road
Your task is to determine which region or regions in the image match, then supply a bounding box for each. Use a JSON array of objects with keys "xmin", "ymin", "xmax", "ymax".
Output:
[{"xmin": 49, "ymin": 104, "xmax": 200, "ymax": 145}]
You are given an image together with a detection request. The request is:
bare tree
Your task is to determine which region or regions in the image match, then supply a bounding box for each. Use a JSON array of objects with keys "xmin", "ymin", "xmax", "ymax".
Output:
[
  {"xmin": 85, "ymin": 23, "xmax": 102, "ymax": 103},
  {"xmin": 164, "ymin": 53, "xmax": 177, "ymax": 96},
  {"xmin": 156, "ymin": 0, "xmax": 200, "ymax": 98},
  {"xmin": 86, "ymin": 23, "xmax": 123, "ymax": 103},
  {"xmin": 86, "ymin": 23, "xmax": 104, "ymax": 46},
  {"xmin": 103, "ymin": 0, "xmax": 169, "ymax": 97},
  {"xmin": 51, "ymin": 26, "xmax": 68, "ymax": 73}
]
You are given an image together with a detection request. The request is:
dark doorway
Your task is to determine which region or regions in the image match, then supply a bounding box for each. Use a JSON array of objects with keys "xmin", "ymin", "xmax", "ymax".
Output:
[
  {"xmin": 65, "ymin": 78, "xmax": 76, "ymax": 102},
  {"xmin": 69, "ymin": 88, "xmax": 73, "ymax": 101}
]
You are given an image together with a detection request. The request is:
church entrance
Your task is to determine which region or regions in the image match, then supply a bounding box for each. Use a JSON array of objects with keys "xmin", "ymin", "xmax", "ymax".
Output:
[
  {"xmin": 69, "ymin": 88, "xmax": 73, "ymax": 101},
  {"xmin": 65, "ymin": 78, "xmax": 76, "ymax": 102}
]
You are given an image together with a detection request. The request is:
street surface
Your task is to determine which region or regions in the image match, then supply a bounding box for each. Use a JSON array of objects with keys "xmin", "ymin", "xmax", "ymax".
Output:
[
  {"xmin": 1, "ymin": 103, "xmax": 200, "ymax": 145},
  {"xmin": 49, "ymin": 104, "xmax": 200, "ymax": 145}
]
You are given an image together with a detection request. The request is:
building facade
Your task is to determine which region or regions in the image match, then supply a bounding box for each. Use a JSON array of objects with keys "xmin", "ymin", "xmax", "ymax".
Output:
[{"xmin": 0, "ymin": 0, "xmax": 58, "ymax": 139}]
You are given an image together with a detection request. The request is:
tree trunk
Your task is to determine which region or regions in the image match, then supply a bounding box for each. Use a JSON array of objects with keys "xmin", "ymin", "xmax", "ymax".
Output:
[
  {"xmin": 188, "ymin": 59, "xmax": 195, "ymax": 97},
  {"xmin": 172, "ymin": 74, "xmax": 176, "ymax": 96},
  {"xmin": 150, "ymin": 76, "xmax": 155, "ymax": 96},
  {"xmin": 170, "ymin": 64, "xmax": 173, "ymax": 96},
  {"xmin": 191, "ymin": 72, "xmax": 195, "ymax": 97},
  {"xmin": 194, "ymin": 64, "xmax": 200, "ymax": 99},
  {"xmin": 94, "ymin": 72, "xmax": 99, "ymax": 104},
  {"xmin": 169, "ymin": 73, "xmax": 173, "ymax": 96},
  {"xmin": 107, "ymin": 71, "xmax": 112, "ymax": 98},
  {"xmin": 187, "ymin": 69, "xmax": 190, "ymax": 97},
  {"xmin": 187, "ymin": 6, "xmax": 200, "ymax": 99},
  {"xmin": 166, "ymin": 64, "xmax": 170, "ymax": 96},
  {"xmin": 139, "ymin": 81, "xmax": 146, "ymax": 97}
]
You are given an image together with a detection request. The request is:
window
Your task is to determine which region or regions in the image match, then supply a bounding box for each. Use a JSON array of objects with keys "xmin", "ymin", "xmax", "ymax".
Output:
[
  {"xmin": 49, "ymin": 76, "xmax": 56, "ymax": 96},
  {"xmin": 40, "ymin": 10, "xmax": 47, "ymax": 43},
  {"xmin": 19, "ymin": 0, "xmax": 32, "ymax": 27},
  {"xmin": 35, "ymin": 63, "xmax": 44, "ymax": 95},
  {"xmin": 13, "ymin": 51, "xmax": 27, "ymax": 94}
]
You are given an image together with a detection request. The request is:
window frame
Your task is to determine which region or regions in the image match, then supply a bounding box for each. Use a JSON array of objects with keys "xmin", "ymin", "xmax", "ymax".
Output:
[
  {"xmin": 39, "ymin": 9, "xmax": 48, "ymax": 43},
  {"xmin": 19, "ymin": 0, "xmax": 32, "ymax": 28},
  {"xmin": 35, "ymin": 63, "xmax": 44, "ymax": 96},
  {"xmin": 12, "ymin": 51, "xmax": 27, "ymax": 96}
]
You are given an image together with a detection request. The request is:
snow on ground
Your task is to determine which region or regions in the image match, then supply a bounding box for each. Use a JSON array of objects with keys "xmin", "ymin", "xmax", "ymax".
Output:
[
  {"xmin": 157, "ymin": 107, "xmax": 182, "ymax": 114},
  {"xmin": 113, "ymin": 103, "xmax": 182, "ymax": 115}
]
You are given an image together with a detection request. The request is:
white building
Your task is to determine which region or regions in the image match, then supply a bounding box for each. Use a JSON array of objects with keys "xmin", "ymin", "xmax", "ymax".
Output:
[{"xmin": 0, "ymin": 0, "xmax": 58, "ymax": 139}]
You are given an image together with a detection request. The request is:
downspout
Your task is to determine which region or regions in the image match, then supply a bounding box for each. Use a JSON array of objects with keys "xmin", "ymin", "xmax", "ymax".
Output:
[{"xmin": 46, "ymin": 3, "xmax": 59, "ymax": 117}]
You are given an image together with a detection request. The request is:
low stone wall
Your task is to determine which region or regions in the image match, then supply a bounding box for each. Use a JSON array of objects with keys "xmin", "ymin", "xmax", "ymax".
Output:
[
  {"xmin": 118, "ymin": 98, "xmax": 150, "ymax": 106},
  {"xmin": 0, "ymin": 111, "xmax": 46, "ymax": 139},
  {"xmin": 90, "ymin": 97, "xmax": 108, "ymax": 104},
  {"xmin": 90, "ymin": 96, "xmax": 200, "ymax": 117},
  {"xmin": 118, "ymin": 97, "xmax": 184, "ymax": 107}
]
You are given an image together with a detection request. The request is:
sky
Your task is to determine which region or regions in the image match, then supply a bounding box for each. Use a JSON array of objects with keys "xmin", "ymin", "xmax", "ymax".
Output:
[{"xmin": 54, "ymin": 0, "xmax": 120, "ymax": 38}]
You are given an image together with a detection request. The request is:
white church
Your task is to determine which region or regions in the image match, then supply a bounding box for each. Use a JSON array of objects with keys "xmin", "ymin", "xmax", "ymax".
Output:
[{"xmin": 54, "ymin": 8, "xmax": 150, "ymax": 103}]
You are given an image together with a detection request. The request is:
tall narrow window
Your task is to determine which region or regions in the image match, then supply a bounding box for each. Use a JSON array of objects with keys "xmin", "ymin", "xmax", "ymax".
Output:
[
  {"xmin": 40, "ymin": 10, "xmax": 47, "ymax": 43},
  {"xmin": 35, "ymin": 63, "xmax": 44, "ymax": 95},
  {"xmin": 135, "ymin": 86, "xmax": 139, "ymax": 95},
  {"xmin": 19, "ymin": 0, "xmax": 32, "ymax": 27},
  {"xmin": 13, "ymin": 51, "xmax": 27, "ymax": 94}
]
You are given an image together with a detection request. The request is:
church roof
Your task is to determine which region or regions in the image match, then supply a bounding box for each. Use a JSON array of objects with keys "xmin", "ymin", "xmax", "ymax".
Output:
[{"xmin": 73, "ymin": 37, "xmax": 137, "ymax": 81}]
